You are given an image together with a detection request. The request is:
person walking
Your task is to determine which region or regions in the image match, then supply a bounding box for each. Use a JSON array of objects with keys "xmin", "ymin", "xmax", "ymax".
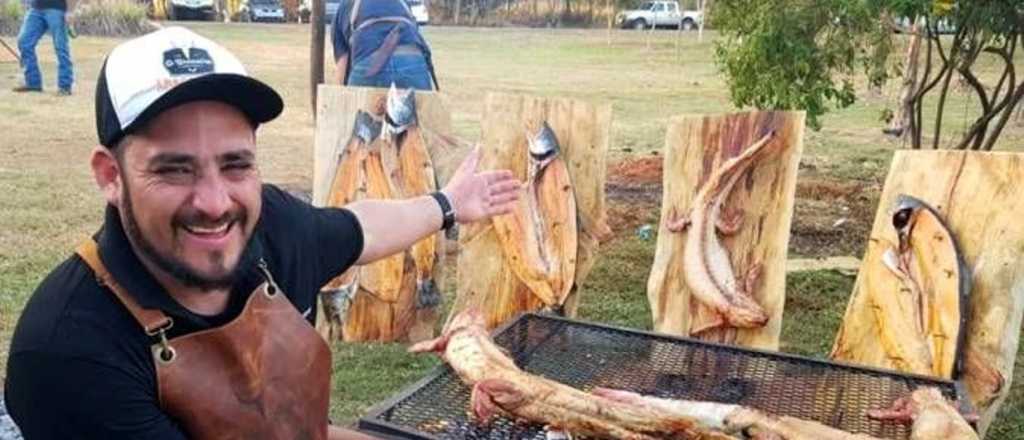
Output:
[{"xmin": 12, "ymin": 0, "xmax": 74, "ymax": 94}]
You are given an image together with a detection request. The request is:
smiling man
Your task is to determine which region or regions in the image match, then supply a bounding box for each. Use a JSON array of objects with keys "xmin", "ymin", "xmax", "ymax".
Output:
[{"xmin": 3, "ymin": 27, "xmax": 519, "ymax": 440}]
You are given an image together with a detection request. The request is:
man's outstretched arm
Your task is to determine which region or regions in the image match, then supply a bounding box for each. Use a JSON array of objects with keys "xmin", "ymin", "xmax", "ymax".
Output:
[{"xmin": 346, "ymin": 148, "xmax": 520, "ymax": 265}]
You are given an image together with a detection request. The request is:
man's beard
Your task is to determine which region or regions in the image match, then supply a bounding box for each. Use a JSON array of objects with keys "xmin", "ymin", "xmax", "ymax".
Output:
[{"xmin": 120, "ymin": 180, "xmax": 258, "ymax": 292}]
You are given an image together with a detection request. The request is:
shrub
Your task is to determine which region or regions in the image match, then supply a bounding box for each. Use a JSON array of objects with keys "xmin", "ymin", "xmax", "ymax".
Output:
[
  {"xmin": 70, "ymin": 0, "xmax": 157, "ymax": 37},
  {"xmin": 0, "ymin": 0, "xmax": 25, "ymax": 37}
]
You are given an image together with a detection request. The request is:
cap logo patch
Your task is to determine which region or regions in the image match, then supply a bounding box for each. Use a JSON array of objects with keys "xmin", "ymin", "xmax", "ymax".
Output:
[{"xmin": 163, "ymin": 48, "xmax": 215, "ymax": 75}]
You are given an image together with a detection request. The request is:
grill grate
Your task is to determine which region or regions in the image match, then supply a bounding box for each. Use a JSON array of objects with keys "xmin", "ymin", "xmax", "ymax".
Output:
[{"xmin": 359, "ymin": 313, "xmax": 960, "ymax": 439}]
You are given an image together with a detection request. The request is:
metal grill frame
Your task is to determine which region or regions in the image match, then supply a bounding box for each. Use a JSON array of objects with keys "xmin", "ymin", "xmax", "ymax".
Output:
[{"xmin": 358, "ymin": 313, "xmax": 964, "ymax": 440}]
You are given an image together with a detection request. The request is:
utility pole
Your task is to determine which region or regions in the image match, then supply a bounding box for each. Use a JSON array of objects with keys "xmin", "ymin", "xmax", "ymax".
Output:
[
  {"xmin": 310, "ymin": 0, "xmax": 326, "ymax": 119},
  {"xmin": 697, "ymin": 0, "xmax": 704, "ymax": 42}
]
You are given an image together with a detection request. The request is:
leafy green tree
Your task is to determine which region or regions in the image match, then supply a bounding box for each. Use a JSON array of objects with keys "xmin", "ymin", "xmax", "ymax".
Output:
[{"xmin": 713, "ymin": 0, "xmax": 1024, "ymax": 150}]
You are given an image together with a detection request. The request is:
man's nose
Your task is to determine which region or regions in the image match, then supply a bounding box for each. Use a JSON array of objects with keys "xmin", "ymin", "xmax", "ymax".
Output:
[{"xmin": 191, "ymin": 173, "xmax": 232, "ymax": 220}]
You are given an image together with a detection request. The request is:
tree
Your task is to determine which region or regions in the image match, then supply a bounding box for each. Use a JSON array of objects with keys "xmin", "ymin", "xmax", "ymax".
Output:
[{"xmin": 713, "ymin": 0, "xmax": 1024, "ymax": 150}]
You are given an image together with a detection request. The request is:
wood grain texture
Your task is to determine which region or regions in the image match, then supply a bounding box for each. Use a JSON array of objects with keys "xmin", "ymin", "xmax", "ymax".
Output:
[
  {"xmin": 646, "ymin": 111, "xmax": 805, "ymax": 349},
  {"xmin": 312, "ymin": 85, "xmax": 451, "ymax": 343},
  {"xmin": 312, "ymin": 85, "xmax": 453, "ymax": 206},
  {"xmin": 454, "ymin": 92, "xmax": 612, "ymax": 329},
  {"xmin": 831, "ymin": 150, "xmax": 1024, "ymax": 436}
]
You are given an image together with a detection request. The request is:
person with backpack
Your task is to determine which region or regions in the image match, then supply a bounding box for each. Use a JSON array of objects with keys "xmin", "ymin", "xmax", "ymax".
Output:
[{"xmin": 331, "ymin": 0, "xmax": 437, "ymax": 90}]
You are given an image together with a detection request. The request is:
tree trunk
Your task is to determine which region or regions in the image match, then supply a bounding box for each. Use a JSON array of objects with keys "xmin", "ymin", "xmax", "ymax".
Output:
[
  {"xmin": 454, "ymin": 0, "xmax": 462, "ymax": 24},
  {"xmin": 605, "ymin": 0, "xmax": 612, "ymax": 45},
  {"xmin": 309, "ymin": 0, "xmax": 325, "ymax": 117},
  {"xmin": 885, "ymin": 21, "xmax": 922, "ymax": 139}
]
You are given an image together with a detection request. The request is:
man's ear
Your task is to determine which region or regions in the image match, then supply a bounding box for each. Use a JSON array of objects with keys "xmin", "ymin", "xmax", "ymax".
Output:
[{"xmin": 91, "ymin": 146, "xmax": 122, "ymax": 206}]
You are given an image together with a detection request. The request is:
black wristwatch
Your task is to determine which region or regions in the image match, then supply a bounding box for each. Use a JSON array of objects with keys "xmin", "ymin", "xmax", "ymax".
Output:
[{"xmin": 430, "ymin": 192, "xmax": 456, "ymax": 231}]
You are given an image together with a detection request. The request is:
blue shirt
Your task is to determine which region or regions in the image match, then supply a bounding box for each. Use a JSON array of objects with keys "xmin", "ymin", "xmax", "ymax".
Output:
[{"xmin": 331, "ymin": 0, "xmax": 432, "ymax": 64}]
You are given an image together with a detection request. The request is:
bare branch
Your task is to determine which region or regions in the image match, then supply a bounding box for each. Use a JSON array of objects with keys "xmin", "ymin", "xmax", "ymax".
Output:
[
  {"xmin": 932, "ymin": 63, "xmax": 956, "ymax": 150},
  {"xmin": 983, "ymin": 83, "xmax": 1024, "ymax": 150}
]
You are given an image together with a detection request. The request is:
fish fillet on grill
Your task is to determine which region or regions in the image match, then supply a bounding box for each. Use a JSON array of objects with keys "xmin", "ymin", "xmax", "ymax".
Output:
[{"xmin": 410, "ymin": 310, "xmax": 969, "ymax": 440}]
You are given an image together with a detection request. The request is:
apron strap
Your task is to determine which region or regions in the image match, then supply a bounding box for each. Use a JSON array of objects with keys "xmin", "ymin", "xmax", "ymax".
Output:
[{"xmin": 75, "ymin": 240, "xmax": 174, "ymax": 336}]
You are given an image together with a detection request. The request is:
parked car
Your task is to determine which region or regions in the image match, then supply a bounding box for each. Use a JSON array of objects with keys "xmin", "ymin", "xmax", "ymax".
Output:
[
  {"xmin": 617, "ymin": 0, "xmax": 702, "ymax": 30},
  {"xmin": 893, "ymin": 16, "xmax": 957, "ymax": 35},
  {"xmin": 316, "ymin": 0, "xmax": 426, "ymax": 27},
  {"xmin": 168, "ymin": 0, "xmax": 216, "ymax": 20},
  {"xmin": 407, "ymin": 0, "xmax": 428, "ymax": 25},
  {"xmin": 247, "ymin": 0, "xmax": 285, "ymax": 22}
]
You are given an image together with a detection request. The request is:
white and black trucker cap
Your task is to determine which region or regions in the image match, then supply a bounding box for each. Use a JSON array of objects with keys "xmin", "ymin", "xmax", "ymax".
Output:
[{"xmin": 95, "ymin": 26, "xmax": 283, "ymax": 148}]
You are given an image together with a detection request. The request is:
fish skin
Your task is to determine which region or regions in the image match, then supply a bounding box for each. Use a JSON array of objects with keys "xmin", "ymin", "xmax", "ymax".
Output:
[
  {"xmin": 320, "ymin": 112, "xmax": 376, "ymax": 331},
  {"xmin": 409, "ymin": 309, "xmax": 737, "ymax": 440},
  {"xmin": 354, "ymin": 109, "xmax": 383, "ymax": 144},
  {"xmin": 387, "ymin": 86, "xmax": 443, "ymax": 311},
  {"xmin": 891, "ymin": 194, "xmax": 971, "ymax": 380},
  {"xmin": 414, "ymin": 310, "xmax": 894, "ymax": 440},
  {"xmin": 492, "ymin": 121, "xmax": 578, "ymax": 309},
  {"xmin": 673, "ymin": 132, "xmax": 777, "ymax": 333},
  {"xmin": 358, "ymin": 141, "xmax": 406, "ymax": 302},
  {"xmin": 595, "ymin": 389, "xmax": 884, "ymax": 440},
  {"xmin": 839, "ymin": 194, "xmax": 971, "ymax": 379}
]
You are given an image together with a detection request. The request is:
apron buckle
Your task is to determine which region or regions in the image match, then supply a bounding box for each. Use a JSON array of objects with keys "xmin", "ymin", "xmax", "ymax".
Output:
[
  {"xmin": 148, "ymin": 318, "xmax": 176, "ymax": 364},
  {"xmin": 257, "ymin": 259, "xmax": 281, "ymax": 297}
]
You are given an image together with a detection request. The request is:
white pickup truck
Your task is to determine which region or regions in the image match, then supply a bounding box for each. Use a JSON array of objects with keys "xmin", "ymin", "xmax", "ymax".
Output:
[
  {"xmin": 617, "ymin": 0, "xmax": 702, "ymax": 30},
  {"xmin": 168, "ymin": 0, "xmax": 217, "ymax": 20}
]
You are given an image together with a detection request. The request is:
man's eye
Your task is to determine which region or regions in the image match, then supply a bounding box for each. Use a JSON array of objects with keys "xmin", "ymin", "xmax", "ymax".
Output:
[
  {"xmin": 224, "ymin": 162, "xmax": 253, "ymax": 171},
  {"xmin": 223, "ymin": 162, "xmax": 255, "ymax": 176},
  {"xmin": 156, "ymin": 166, "xmax": 192, "ymax": 176}
]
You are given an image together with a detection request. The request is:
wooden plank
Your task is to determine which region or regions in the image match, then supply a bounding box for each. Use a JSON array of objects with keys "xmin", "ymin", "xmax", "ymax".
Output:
[
  {"xmin": 312, "ymin": 85, "xmax": 453, "ymax": 343},
  {"xmin": 646, "ymin": 111, "xmax": 805, "ymax": 350},
  {"xmin": 831, "ymin": 150, "xmax": 1024, "ymax": 436},
  {"xmin": 454, "ymin": 92, "xmax": 612, "ymax": 329},
  {"xmin": 312, "ymin": 85, "xmax": 453, "ymax": 206}
]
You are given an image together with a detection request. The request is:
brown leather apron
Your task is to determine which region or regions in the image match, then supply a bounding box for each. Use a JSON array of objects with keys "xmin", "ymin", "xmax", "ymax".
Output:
[{"xmin": 76, "ymin": 240, "xmax": 331, "ymax": 440}]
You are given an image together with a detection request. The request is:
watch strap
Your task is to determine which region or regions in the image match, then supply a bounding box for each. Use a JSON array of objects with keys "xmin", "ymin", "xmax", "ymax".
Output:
[{"xmin": 430, "ymin": 192, "xmax": 455, "ymax": 231}]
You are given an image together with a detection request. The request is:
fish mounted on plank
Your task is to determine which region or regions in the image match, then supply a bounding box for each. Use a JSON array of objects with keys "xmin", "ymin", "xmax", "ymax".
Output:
[
  {"xmin": 832, "ymin": 195, "xmax": 974, "ymax": 380},
  {"xmin": 383, "ymin": 84, "xmax": 443, "ymax": 312},
  {"xmin": 411, "ymin": 309, "xmax": 974, "ymax": 440},
  {"xmin": 491, "ymin": 120, "xmax": 578, "ymax": 314},
  {"xmin": 320, "ymin": 110, "xmax": 379, "ymax": 336},
  {"xmin": 318, "ymin": 92, "xmax": 445, "ymax": 342},
  {"xmin": 666, "ymin": 131, "xmax": 781, "ymax": 341}
]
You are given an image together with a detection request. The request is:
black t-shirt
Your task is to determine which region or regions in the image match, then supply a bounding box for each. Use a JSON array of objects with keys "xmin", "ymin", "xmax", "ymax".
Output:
[
  {"xmin": 31, "ymin": 0, "xmax": 67, "ymax": 11},
  {"xmin": 4, "ymin": 184, "xmax": 364, "ymax": 439}
]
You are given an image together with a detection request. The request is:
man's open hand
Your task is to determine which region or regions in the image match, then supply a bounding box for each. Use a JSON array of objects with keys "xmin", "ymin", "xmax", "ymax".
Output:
[{"xmin": 442, "ymin": 147, "xmax": 521, "ymax": 223}]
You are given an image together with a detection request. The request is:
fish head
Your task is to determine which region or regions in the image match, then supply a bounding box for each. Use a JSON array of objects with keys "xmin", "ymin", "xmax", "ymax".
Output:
[
  {"xmin": 526, "ymin": 121, "xmax": 561, "ymax": 182},
  {"xmin": 891, "ymin": 194, "xmax": 925, "ymax": 251},
  {"xmin": 352, "ymin": 110, "xmax": 383, "ymax": 144},
  {"xmin": 321, "ymin": 283, "xmax": 357, "ymax": 325},
  {"xmin": 385, "ymin": 82, "xmax": 417, "ymax": 134},
  {"xmin": 416, "ymin": 279, "xmax": 441, "ymax": 309}
]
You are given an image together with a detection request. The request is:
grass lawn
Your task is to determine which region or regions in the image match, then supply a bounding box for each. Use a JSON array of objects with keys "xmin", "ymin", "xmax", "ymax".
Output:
[{"xmin": 0, "ymin": 22, "xmax": 1021, "ymax": 437}]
